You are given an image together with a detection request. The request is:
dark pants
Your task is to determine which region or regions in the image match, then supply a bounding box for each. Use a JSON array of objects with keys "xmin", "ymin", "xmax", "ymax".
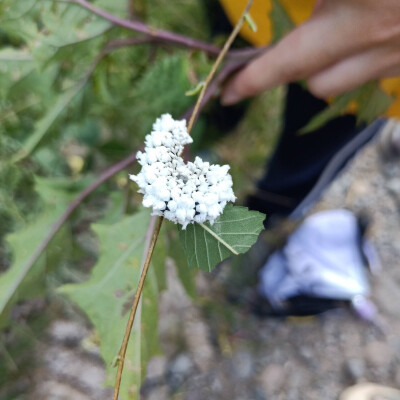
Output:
[{"xmin": 247, "ymin": 83, "xmax": 368, "ymax": 218}]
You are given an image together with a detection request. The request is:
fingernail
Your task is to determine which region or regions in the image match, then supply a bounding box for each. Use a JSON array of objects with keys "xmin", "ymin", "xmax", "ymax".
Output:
[{"xmin": 221, "ymin": 86, "xmax": 242, "ymax": 106}]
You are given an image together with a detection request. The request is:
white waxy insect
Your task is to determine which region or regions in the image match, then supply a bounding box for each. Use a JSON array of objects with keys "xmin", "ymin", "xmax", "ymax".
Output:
[{"xmin": 130, "ymin": 114, "xmax": 236, "ymax": 229}]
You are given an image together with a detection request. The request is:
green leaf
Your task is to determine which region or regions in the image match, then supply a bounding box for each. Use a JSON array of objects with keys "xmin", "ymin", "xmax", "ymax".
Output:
[
  {"xmin": 0, "ymin": 0, "xmax": 39, "ymax": 42},
  {"xmin": 270, "ymin": 0, "xmax": 294, "ymax": 42},
  {"xmin": 0, "ymin": 177, "xmax": 88, "ymax": 325},
  {"xmin": 131, "ymin": 54, "xmax": 193, "ymax": 135},
  {"xmin": 356, "ymin": 81, "xmax": 393, "ymax": 124},
  {"xmin": 0, "ymin": 48, "xmax": 35, "ymax": 99},
  {"xmin": 59, "ymin": 210, "xmax": 163, "ymax": 399},
  {"xmin": 0, "ymin": 211, "xmax": 61, "ymax": 324},
  {"xmin": 185, "ymin": 81, "xmax": 205, "ymax": 97},
  {"xmin": 300, "ymin": 91, "xmax": 356, "ymax": 134},
  {"xmin": 244, "ymin": 12, "xmax": 257, "ymax": 32},
  {"xmin": 12, "ymin": 83, "xmax": 85, "ymax": 162},
  {"xmin": 179, "ymin": 204, "xmax": 265, "ymax": 272},
  {"xmin": 165, "ymin": 223, "xmax": 197, "ymax": 298},
  {"xmin": 301, "ymin": 81, "xmax": 393, "ymax": 134},
  {"xmin": 145, "ymin": 0, "xmax": 209, "ymax": 40}
]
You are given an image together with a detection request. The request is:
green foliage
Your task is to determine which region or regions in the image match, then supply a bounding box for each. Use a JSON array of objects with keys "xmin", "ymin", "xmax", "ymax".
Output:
[
  {"xmin": 59, "ymin": 210, "xmax": 163, "ymax": 400},
  {"xmin": 165, "ymin": 223, "xmax": 197, "ymax": 297},
  {"xmin": 270, "ymin": 0, "xmax": 294, "ymax": 42},
  {"xmin": 179, "ymin": 205, "xmax": 265, "ymax": 271},
  {"xmin": 0, "ymin": 176, "xmax": 90, "ymax": 327},
  {"xmin": 356, "ymin": 81, "xmax": 393, "ymax": 123},
  {"xmin": 301, "ymin": 81, "xmax": 393, "ymax": 133},
  {"xmin": 144, "ymin": 0, "xmax": 209, "ymax": 40},
  {"xmin": 0, "ymin": 1, "xmax": 213, "ymax": 393},
  {"xmin": 131, "ymin": 54, "xmax": 194, "ymax": 134},
  {"xmin": 13, "ymin": 85, "xmax": 86, "ymax": 162}
]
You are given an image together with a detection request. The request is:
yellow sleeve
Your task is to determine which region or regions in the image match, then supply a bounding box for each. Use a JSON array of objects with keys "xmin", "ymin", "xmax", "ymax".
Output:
[{"xmin": 218, "ymin": 0, "xmax": 315, "ymax": 46}]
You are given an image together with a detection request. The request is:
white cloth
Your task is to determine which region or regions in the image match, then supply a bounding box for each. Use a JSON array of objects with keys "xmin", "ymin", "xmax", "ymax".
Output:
[{"xmin": 259, "ymin": 209, "xmax": 372, "ymax": 308}]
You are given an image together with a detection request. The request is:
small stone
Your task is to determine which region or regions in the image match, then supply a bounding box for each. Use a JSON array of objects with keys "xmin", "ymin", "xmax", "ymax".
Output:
[
  {"xmin": 170, "ymin": 353, "xmax": 194, "ymax": 376},
  {"xmin": 47, "ymin": 320, "xmax": 88, "ymax": 346},
  {"xmin": 339, "ymin": 383, "xmax": 400, "ymax": 400},
  {"xmin": 299, "ymin": 346, "xmax": 313, "ymax": 362},
  {"xmin": 167, "ymin": 354, "xmax": 194, "ymax": 390},
  {"xmin": 42, "ymin": 346, "xmax": 109, "ymax": 398},
  {"xmin": 183, "ymin": 311, "xmax": 215, "ymax": 372},
  {"xmin": 211, "ymin": 376, "xmax": 223, "ymax": 393},
  {"xmin": 345, "ymin": 358, "xmax": 365, "ymax": 381},
  {"xmin": 33, "ymin": 380, "xmax": 92, "ymax": 400},
  {"xmin": 258, "ymin": 364, "xmax": 285, "ymax": 396},
  {"xmin": 393, "ymin": 370, "xmax": 400, "ymax": 390},
  {"xmin": 231, "ymin": 350, "xmax": 253, "ymax": 379},
  {"xmin": 146, "ymin": 356, "xmax": 167, "ymax": 380},
  {"xmin": 364, "ymin": 341, "xmax": 392, "ymax": 368},
  {"xmin": 145, "ymin": 385, "xmax": 169, "ymax": 400}
]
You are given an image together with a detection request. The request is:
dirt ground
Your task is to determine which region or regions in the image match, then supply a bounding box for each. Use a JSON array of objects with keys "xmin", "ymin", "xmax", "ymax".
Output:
[{"xmin": 27, "ymin": 122, "xmax": 400, "ymax": 400}]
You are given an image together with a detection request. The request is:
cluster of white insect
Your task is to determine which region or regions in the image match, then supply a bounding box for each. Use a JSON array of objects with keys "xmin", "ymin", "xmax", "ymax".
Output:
[{"xmin": 130, "ymin": 114, "xmax": 236, "ymax": 229}]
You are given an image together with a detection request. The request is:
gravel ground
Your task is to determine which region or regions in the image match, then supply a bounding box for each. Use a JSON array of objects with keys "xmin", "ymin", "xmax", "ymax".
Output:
[{"xmin": 25, "ymin": 121, "xmax": 400, "ymax": 399}]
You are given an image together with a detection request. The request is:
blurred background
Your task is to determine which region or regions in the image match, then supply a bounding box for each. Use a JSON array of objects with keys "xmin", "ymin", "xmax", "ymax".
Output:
[{"xmin": 1, "ymin": 1, "xmax": 400, "ymax": 399}]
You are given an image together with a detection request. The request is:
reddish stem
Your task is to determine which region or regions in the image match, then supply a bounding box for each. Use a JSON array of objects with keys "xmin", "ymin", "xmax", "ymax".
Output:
[
  {"xmin": 64, "ymin": 0, "xmax": 266, "ymax": 60},
  {"xmin": 66, "ymin": 0, "xmax": 221, "ymax": 56}
]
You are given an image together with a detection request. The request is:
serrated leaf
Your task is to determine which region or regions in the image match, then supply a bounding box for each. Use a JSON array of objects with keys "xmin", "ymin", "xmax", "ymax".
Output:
[
  {"xmin": 145, "ymin": 0, "xmax": 209, "ymax": 40},
  {"xmin": 179, "ymin": 204, "xmax": 265, "ymax": 272},
  {"xmin": 131, "ymin": 54, "xmax": 193, "ymax": 135},
  {"xmin": 0, "ymin": 48, "xmax": 35, "ymax": 98},
  {"xmin": 0, "ymin": 0, "xmax": 39, "ymax": 42},
  {"xmin": 59, "ymin": 210, "xmax": 163, "ymax": 400},
  {"xmin": 0, "ymin": 177, "xmax": 88, "ymax": 324},
  {"xmin": 0, "ymin": 210, "xmax": 61, "ymax": 324},
  {"xmin": 12, "ymin": 84, "xmax": 85, "ymax": 162}
]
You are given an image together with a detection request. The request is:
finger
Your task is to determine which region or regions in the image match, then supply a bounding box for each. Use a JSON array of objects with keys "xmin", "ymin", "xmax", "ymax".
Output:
[
  {"xmin": 380, "ymin": 65, "xmax": 400, "ymax": 78},
  {"xmin": 221, "ymin": 1, "xmax": 378, "ymax": 105},
  {"xmin": 307, "ymin": 45, "xmax": 400, "ymax": 98}
]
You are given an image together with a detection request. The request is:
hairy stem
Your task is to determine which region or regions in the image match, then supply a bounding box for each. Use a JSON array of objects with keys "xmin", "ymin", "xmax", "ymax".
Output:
[{"xmin": 112, "ymin": 0, "xmax": 254, "ymax": 398}]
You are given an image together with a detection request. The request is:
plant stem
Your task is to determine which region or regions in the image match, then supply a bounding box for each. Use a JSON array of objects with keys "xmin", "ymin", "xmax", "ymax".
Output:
[
  {"xmin": 65, "ymin": 0, "xmax": 221, "ymax": 56},
  {"xmin": 112, "ymin": 216, "xmax": 163, "ymax": 400},
  {"xmin": 112, "ymin": 0, "xmax": 254, "ymax": 398},
  {"xmin": 187, "ymin": 0, "xmax": 254, "ymax": 132},
  {"xmin": 63, "ymin": 0, "xmax": 261, "ymax": 60}
]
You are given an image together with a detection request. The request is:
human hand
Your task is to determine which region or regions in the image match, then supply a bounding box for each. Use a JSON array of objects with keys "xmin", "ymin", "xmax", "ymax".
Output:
[{"xmin": 221, "ymin": 0, "xmax": 400, "ymax": 105}]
